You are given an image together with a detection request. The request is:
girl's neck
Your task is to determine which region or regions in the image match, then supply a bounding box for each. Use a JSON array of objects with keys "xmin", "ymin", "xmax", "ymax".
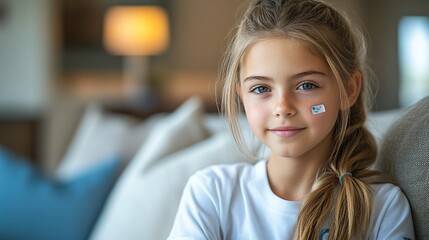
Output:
[
  {"xmin": 266, "ymin": 154, "xmax": 327, "ymax": 202},
  {"xmin": 265, "ymin": 130, "xmax": 333, "ymax": 202}
]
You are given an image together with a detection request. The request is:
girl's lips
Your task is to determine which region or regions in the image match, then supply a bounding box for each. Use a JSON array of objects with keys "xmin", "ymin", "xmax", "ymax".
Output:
[{"xmin": 269, "ymin": 126, "xmax": 306, "ymax": 138}]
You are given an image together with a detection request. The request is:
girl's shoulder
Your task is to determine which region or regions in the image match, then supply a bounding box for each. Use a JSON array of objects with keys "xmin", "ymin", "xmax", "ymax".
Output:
[
  {"xmin": 370, "ymin": 182, "xmax": 411, "ymax": 217},
  {"xmin": 371, "ymin": 182, "xmax": 403, "ymax": 200},
  {"xmin": 368, "ymin": 183, "xmax": 415, "ymax": 238}
]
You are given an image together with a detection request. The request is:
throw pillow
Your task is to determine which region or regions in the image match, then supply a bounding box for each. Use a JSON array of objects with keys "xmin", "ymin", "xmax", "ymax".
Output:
[
  {"xmin": 376, "ymin": 96, "xmax": 429, "ymax": 239},
  {"xmin": 89, "ymin": 96, "xmax": 212, "ymax": 240},
  {"xmin": 118, "ymin": 96, "xmax": 211, "ymax": 175},
  {"xmin": 57, "ymin": 103, "xmax": 136, "ymax": 180},
  {"xmin": 365, "ymin": 109, "xmax": 404, "ymax": 143},
  {"xmin": 56, "ymin": 102, "xmax": 167, "ymax": 181},
  {"xmin": 0, "ymin": 147, "xmax": 120, "ymax": 240},
  {"xmin": 90, "ymin": 132, "xmax": 248, "ymax": 240}
]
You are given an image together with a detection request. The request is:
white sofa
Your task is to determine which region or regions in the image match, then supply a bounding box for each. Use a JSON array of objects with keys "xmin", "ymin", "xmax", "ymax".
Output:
[{"xmin": 1, "ymin": 96, "xmax": 426, "ymax": 240}]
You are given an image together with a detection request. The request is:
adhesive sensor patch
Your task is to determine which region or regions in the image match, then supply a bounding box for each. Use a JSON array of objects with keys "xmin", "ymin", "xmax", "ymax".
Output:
[{"xmin": 311, "ymin": 104, "xmax": 326, "ymax": 115}]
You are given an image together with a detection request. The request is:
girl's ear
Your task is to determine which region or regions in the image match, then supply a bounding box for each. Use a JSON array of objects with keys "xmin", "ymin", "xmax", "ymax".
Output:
[{"xmin": 345, "ymin": 71, "xmax": 362, "ymax": 108}]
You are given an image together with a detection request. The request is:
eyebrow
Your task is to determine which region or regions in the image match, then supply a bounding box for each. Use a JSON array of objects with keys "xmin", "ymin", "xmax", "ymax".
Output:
[{"xmin": 242, "ymin": 71, "xmax": 327, "ymax": 83}]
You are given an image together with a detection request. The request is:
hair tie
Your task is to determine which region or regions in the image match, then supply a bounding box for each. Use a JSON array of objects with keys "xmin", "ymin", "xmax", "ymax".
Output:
[{"xmin": 339, "ymin": 172, "xmax": 352, "ymax": 185}]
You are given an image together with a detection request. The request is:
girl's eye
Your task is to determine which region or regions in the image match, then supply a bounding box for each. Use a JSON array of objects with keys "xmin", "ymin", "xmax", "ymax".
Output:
[
  {"xmin": 251, "ymin": 86, "xmax": 270, "ymax": 94},
  {"xmin": 297, "ymin": 82, "xmax": 317, "ymax": 91}
]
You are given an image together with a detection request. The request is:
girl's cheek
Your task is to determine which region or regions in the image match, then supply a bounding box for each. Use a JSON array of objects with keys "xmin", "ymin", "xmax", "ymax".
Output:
[
  {"xmin": 310, "ymin": 104, "xmax": 326, "ymax": 115},
  {"xmin": 245, "ymin": 106, "xmax": 266, "ymax": 129}
]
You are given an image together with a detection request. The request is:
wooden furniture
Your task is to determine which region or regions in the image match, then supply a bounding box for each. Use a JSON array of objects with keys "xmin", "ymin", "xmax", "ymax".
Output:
[{"xmin": 0, "ymin": 117, "xmax": 41, "ymax": 165}]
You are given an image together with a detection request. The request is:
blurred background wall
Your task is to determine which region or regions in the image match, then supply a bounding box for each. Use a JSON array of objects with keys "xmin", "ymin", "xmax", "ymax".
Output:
[
  {"xmin": 0, "ymin": 0, "xmax": 53, "ymax": 114},
  {"xmin": 0, "ymin": 0, "xmax": 428, "ymax": 171}
]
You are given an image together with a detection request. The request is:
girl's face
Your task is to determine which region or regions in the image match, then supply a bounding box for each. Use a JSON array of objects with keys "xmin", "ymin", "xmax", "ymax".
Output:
[{"xmin": 239, "ymin": 37, "xmax": 341, "ymax": 162}]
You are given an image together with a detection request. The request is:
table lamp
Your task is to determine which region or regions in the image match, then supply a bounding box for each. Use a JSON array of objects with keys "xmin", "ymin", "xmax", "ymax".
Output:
[{"xmin": 103, "ymin": 6, "xmax": 169, "ymax": 99}]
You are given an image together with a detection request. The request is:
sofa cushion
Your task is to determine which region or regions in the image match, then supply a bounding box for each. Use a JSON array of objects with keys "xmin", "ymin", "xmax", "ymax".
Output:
[
  {"xmin": 120, "ymin": 96, "xmax": 211, "ymax": 175},
  {"xmin": 90, "ymin": 131, "xmax": 248, "ymax": 240},
  {"xmin": 56, "ymin": 102, "xmax": 163, "ymax": 180},
  {"xmin": 0, "ymin": 147, "xmax": 120, "ymax": 240},
  {"xmin": 376, "ymin": 96, "xmax": 429, "ymax": 239},
  {"xmin": 365, "ymin": 109, "xmax": 403, "ymax": 143},
  {"xmin": 90, "ymin": 96, "xmax": 211, "ymax": 240}
]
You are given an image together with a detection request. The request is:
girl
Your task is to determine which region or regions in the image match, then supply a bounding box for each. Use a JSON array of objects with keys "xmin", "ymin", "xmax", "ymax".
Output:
[{"xmin": 169, "ymin": 0, "xmax": 414, "ymax": 239}]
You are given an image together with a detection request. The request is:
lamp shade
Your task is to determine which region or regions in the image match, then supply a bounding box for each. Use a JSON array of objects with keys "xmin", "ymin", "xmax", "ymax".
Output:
[{"xmin": 103, "ymin": 6, "xmax": 169, "ymax": 56}]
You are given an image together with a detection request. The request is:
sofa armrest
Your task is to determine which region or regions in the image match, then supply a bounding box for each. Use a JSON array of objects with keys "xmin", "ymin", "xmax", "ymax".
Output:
[{"xmin": 376, "ymin": 96, "xmax": 429, "ymax": 239}]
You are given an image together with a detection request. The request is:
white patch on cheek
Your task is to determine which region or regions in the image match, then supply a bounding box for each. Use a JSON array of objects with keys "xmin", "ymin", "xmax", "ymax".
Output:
[{"xmin": 311, "ymin": 104, "xmax": 326, "ymax": 115}]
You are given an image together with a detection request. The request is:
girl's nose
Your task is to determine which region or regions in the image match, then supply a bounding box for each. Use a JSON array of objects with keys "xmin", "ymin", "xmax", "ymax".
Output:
[{"xmin": 273, "ymin": 95, "xmax": 296, "ymax": 118}]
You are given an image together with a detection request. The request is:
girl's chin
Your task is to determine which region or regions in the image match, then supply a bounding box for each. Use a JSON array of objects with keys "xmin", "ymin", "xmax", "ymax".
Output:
[{"xmin": 269, "ymin": 150, "xmax": 303, "ymax": 160}]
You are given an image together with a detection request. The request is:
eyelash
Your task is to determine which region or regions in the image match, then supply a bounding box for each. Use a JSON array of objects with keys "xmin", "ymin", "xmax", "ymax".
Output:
[
  {"xmin": 297, "ymin": 82, "xmax": 318, "ymax": 91},
  {"xmin": 250, "ymin": 86, "xmax": 270, "ymax": 94},
  {"xmin": 250, "ymin": 81, "xmax": 318, "ymax": 95}
]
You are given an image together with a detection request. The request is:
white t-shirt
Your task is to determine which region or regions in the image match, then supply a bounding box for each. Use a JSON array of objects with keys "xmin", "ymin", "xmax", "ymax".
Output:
[{"xmin": 168, "ymin": 160, "xmax": 415, "ymax": 240}]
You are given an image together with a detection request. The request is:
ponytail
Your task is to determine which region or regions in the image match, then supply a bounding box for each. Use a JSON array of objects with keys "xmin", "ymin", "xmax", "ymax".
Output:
[{"xmin": 296, "ymin": 95, "xmax": 382, "ymax": 240}]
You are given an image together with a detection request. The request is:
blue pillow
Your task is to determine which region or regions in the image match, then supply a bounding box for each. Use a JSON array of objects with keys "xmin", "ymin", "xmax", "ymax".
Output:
[{"xmin": 0, "ymin": 147, "xmax": 120, "ymax": 240}]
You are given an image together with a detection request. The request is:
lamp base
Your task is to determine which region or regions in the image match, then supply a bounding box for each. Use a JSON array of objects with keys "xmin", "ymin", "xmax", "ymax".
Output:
[
  {"xmin": 122, "ymin": 56, "xmax": 160, "ymax": 111},
  {"xmin": 123, "ymin": 56, "xmax": 148, "ymax": 96}
]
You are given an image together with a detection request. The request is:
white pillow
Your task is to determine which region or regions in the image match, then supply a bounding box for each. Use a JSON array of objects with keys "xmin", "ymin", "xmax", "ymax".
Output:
[
  {"xmin": 56, "ymin": 103, "xmax": 137, "ymax": 180},
  {"xmin": 122, "ymin": 96, "xmax": 211, "ymax": 175},
  {"xmin": 90, "ymin": 96, "xmax": 211, "ymax": 240},
  {"xmin": 366, "ymin": 109, "xmax": 405, "ymax": 143},
  {"xmin": 56, "ymin": 103, "xmax": 164, "ymax": 180},
  {"xmin": 90, "ymin": 132, "xmax": 248, "ymax": 240}
]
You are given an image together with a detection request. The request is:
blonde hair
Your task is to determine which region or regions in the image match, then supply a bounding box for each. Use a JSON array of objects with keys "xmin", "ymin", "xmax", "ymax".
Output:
[{"xmin": 220, "ymin": 0, "xmax": 384, "ymax": 239}]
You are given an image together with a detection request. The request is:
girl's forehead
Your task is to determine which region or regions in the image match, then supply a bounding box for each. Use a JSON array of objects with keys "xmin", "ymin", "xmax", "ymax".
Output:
[
  {"xmin": 239, "ymin": 36, "xmax": 329, "ymax": 73},
  {"xmin": 240, "ymin": 36, "xmax": 324, "ymax": 64}
]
